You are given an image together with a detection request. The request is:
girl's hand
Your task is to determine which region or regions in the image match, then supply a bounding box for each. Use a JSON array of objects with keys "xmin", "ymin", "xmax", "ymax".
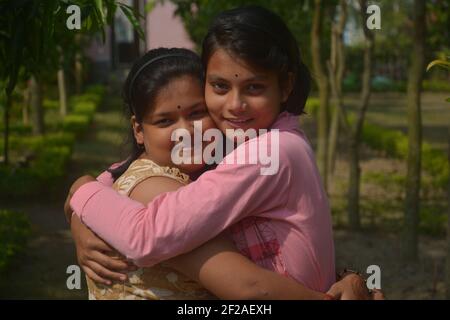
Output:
[
  {"xmin": 64, "ymin": 175, "xmax": 96, "ymax": 224},
  {"xmin": 70, "ymin": 215, "xmax": 138, "ymax": 285},
  {"xmin": 326, "ymin": 273, "xmax": 385, "ymax": 300}
]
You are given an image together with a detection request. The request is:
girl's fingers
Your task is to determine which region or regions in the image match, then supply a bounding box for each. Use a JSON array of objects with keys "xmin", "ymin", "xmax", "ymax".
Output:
[
  {"xmin": 371, "ymin": 289, "xmax": 385, "ymax": 300},
  {"xmin": 83, "ymin": 266, "xmax": 112, "ymax": 286},
  {"xmin": 90, "ymin": 237, "xmax": 116, "ymax": 253},
  {"xmin": 91, "ymin": 250, "xmax": 130, "ymax": 271},
  {"xmin": 87, "ymin": 260, "xmax": 128, "ymax": 282},
  {"xmin": 325, "ymin": 286, "xmax": 341, "ymax": 300}
]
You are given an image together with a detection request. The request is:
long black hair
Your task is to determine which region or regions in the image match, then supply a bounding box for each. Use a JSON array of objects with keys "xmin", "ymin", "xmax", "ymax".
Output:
[
  {"xmin": 108, "ymin": 47, "xmax": 204, "ymax": 181},
  {"xmin": 202, "ymin": 5, "xmax": 310, "ymax": 115}
]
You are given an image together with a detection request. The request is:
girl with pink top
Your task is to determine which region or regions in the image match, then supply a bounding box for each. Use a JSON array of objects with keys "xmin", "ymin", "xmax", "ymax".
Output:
[{"xmin": 66, "ymin": 6, "xmax": 379, "ymax": 299}]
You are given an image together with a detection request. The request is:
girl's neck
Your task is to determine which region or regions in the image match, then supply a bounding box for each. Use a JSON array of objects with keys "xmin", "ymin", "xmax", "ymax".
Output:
[{"xmin": 138, "ymin": 150, "xmax": 208, "ymax": 179}]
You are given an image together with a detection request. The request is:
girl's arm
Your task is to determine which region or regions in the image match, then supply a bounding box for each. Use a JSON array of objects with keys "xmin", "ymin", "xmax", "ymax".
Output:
[
  {"xmin": 167, "ymin": 233, "xmax": 326, "ymax": 300},
  {"xmin": 70, "ymin": 136, "xmax": 292, "ymax": 267},
  {"xmin": 127, "ymin": 175, "xmax": 325, "ymax": 300}
]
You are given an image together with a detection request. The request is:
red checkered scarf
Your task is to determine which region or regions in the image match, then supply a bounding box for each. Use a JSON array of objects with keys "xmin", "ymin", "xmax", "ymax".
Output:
[{"xmin": 230, "ymin": 216, "xmax": 289, "ymax": 276}]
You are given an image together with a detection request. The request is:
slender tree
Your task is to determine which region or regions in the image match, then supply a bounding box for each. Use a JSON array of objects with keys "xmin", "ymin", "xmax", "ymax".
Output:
[
  {"xmin": 0, "ymin": 1, "xmax": 144, "ymax": 160},
  {"xmin": 311, "ymin": 0, "xmax": 331, "ymax": 190},
  {"xmin": 346, "ymin": 0, "xmax": 375, "ymax": 230},
  {"xmin": 327, "ymin": 0, "xmax": 349, "ymax": 178},
  {"xmin": 402, "ymin": 0, "xmax": 426, "ymax": 261},
  {"xmin": 57, "ymin": 47, "xmax": 68, "ymax": 117},
  {"xmin": 426, "ymin": 56, "xmax": 450, "ymax": 298},
  {"xmin": 29, "ymin": 76, "xmax": 45, "ymax": 135}
]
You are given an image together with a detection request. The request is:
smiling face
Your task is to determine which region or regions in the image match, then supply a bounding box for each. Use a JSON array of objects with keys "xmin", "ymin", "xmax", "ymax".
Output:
[
  {"xmin": 132, "ymin": 75, "xmax": 215, "ymax": 174},
  {"xmin": 205, "ymin": 49, "xmax": 292, "ymax": 139}
]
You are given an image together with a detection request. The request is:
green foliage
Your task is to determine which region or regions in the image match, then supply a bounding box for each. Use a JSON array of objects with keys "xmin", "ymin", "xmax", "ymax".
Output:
[
  {"xmin": 305, "ymin": 97, "xmax": 449, "ymax": 189},
  {"xmin": 62, "ymin": 114, "xmax": 90, "ymax": 135},
  {"xmin": 342, "ymin": 72, "xmax": 360, "ymax": 92},
  {"xmin": 305, "ymin": 98, "xmax": 320, "ymax": 115},
  {"xmin": 0, "ymin": 134, "xmax": 74, "ymax": 198},
  {"xmin": 43, "ymin": 99, "xmax": 59, "ymax": 110},
  {"xmin": 0, "ymin": 1, "xmax": 143, "ymax": 95},
  {"xmin": 0, "ymin": 210, "xmax": 31, "ymax": 274},
  {"xmin": 427, "ymin": 59, "xmax": 450, "ymax": 72},
  {"xmin": 0, "ymin": 122, "xmax": 31, "ymax": 135},
  {"xmin": 419, "ymin": 204, "xmax": 448, "ymax": 236},
  {"xmin": 172, "ymin": 0, "xmax": 325, "ymax": 66},
  {"xmin": 422, "ymin": 79, "xmax": 450, "ymax": 92},
  {"xmin": 73, "ymin": 101, "xmax": 96, "ymax": 117},
  {"xmin": 362, "ymin": 172, "xmax": 406, "ymax": 191},
  {"xmin": 361, "ymin": 123, "xmax": 449, "ymax": 190},
  {"xmin": 85, "ymin": 84, "xmax": 106, "ymax": 96},
  {"xmin": 0, "ymin": 85, "xmax": 104, "ymax": 199}
]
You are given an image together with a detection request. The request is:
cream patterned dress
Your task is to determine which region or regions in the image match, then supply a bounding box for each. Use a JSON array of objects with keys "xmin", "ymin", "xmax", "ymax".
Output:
[{"xmin": 86, "ymin": 158, "xmax": 215, "ymax": 300}]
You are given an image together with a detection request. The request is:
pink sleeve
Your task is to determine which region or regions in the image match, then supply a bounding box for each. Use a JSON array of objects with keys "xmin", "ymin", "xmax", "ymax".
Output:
[
  {"xmin": 96, "ymin": 170, "xmax": 114, "ymax": 186},
  {"xmin": 70, "ymin": 155, "xmax": 289, "ymax": 267},
  {"xmin": 95, "ymin": 162, "xmax": 124, "ymax": 186}
]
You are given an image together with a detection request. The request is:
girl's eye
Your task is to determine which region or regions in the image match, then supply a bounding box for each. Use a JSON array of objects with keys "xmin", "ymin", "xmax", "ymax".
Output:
[
  {"xmin": 246, "ymin": 84, "xmax": 265, "ymax": 95},
  {"xmin": 189, "ymin": 109, "xmax": 207, "ymax": 119},
  {"xmin": 211, "ymin": 82, "xmax": 229, "ymax": 94},
  {"xmin": 154, "ymin": 119, "xmax": 173, "ymax": 127}
]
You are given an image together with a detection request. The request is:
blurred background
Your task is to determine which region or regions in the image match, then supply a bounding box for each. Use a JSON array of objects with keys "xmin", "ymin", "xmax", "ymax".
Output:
[{"xmin": 0, "ymin": 0, "xmax": 449, "ymax": 299}]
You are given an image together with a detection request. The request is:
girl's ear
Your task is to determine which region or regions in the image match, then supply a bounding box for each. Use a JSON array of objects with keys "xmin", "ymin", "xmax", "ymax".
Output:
[
  {"xmin": 131, "ymin": 116, "xmax": 145, "ymax": 145},
  {"xmin": 281, "ymin": 72, "xmax": 295, "ymax": 103}
]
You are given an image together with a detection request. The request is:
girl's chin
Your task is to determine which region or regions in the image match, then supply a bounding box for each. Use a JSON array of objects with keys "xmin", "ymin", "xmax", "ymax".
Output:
[{"xmin": 176, "ymin": 162, "xmax": 207, "ymax": 174}]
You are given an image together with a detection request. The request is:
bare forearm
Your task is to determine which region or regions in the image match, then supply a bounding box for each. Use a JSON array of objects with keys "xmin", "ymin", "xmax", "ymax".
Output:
[
  {"xmin": 244, "ymin": 268, "xmax": 325, "ymax": 300},
  {"xmin": 167, "ymin": 235, "xmax": 325, "ymax": 300}
]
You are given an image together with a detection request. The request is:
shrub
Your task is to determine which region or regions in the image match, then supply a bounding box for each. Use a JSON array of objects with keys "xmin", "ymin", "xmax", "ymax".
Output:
[
  {"xmin": 62, "ymin": 114, "xmax": 90, "ymax": 135},
  {"xmin": 0, "ymin": 210, "xmax": 31, "ymax": 274},
  {"xmin": 305, "ymin": 98, "xmax": 320, "ymax": 116},
  {"xmin": 0, "ymin": 85, "xmax": 104, "ymax": 199},
  {"xmin": 423, "ymin": 79, "xmax": 450, "ymax": 92},
  {"xmin": 43, "ymin": 99, "xmax": 59, "ymax": 110},
  {"xmin": 0, "ymin": 123, "xmax": 32, "ymax": 135},
  {"xmin": 305, "ymin": 97, "xmax": 449, "ymax": 190},
  {"xmin": 73, "ymin": 101, "xmax": 96, "ymax": 117},
  {"xmin": 362, "ymin": 123, "xmax": 449, "ymax": 189}
]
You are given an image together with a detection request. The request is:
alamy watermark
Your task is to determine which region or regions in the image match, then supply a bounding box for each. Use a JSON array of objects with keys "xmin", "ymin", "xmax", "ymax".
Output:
[
  {"xmin": 65, "ymin": 4, "xmax": 382, "ymax": 31},
  {"xmin": 66, "ymin": 265, "xmax": 81, "ymax": 290},
  {"xmin": 170, "ymin": 121, "xmax": 280, "ymax": 175},
  {"xmin": 65, "ymin": 264, "xmax": 381, "ymax": 291}
]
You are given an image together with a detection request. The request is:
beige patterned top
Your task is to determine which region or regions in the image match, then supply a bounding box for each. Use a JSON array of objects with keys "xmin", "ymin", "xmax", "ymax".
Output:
[{"xmin": 86, "ymin": 158, "xmax": 215, "ymax": 300}]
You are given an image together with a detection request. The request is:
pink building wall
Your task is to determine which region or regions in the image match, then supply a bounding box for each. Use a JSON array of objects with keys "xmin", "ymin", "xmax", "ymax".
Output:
[{"xmin": 146, "ymin": 1, "xmax": 195, "ymax": 50}]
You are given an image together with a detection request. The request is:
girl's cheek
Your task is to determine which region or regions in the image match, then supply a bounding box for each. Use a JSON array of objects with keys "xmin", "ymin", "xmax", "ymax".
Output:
[
  {"xmin": 205, "ymin": 93, "xmax": 224, "ymax": 113},
  {"xmin": 201, "ymin": 117, "xmax": 216, "ymax": 132}
]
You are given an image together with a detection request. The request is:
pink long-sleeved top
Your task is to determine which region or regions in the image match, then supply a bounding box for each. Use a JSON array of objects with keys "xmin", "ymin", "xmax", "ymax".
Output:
[{"xmin": 71, "ymin": 111, "xmax": 336, "ymax": 292}]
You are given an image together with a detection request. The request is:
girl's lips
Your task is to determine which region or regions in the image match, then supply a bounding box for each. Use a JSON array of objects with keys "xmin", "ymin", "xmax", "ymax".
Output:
[{"xmin": 224, "ymin": 117, "xmax": 253, "ymax": 128}]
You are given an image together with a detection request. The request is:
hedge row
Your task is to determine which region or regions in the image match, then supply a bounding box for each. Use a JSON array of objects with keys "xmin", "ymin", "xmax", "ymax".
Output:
[
  {"xmin": 0, "ymin": 210, "xmax": 31, "ymax": 275},
  {"xmin": 305, "ymin": 98, "xmax": 449, "ymax": 189},
  {"xmin": 0, "ymin": 85, "xmax": 105, "ymax": 199}
]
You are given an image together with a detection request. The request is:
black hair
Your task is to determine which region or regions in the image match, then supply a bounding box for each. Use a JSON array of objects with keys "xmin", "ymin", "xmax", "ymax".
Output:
[
  {"xmin": 202, "ymin": 5, "xmax": 310, "ymax": 115},
  {"xmin": 108, "ymin": 47, "xmax": 204, "ymax": 181}
]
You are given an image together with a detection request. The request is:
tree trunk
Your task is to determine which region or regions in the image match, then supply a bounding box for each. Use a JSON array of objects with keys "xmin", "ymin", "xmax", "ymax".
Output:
[
  {"xmin": 446, "ymin": 126, "xmax": 450, "ymax": 299},
  {"xmin": 30, "ymin": 76, "xmax": 45, "ymax": 135},
  {"xmin": 74, "ymin": 34, "xmax": 83, "ymax": 94},
  {"xmin": 22, "ymin": 83, "xmax": 30, "ymax": 125},
  {"xmin": 2, "ymin": 90, "xmax": 11, "ymax": 166},
  {"xmin": 311, "ymin": 0, "xmax": 330, "ymax": 191},
  {"xmin": 347, "ymin": 0, "xmax": 375, "ymax": 230},
  {"xmin": 75, "ymin": 52, "xmax": 83, "ymax": 94},
  {"xmin": 402, "ymin": 0, "xmax": 426, "ymax": 262},
  {"xmin": 327, "ymin": 0, "xmax": 348, "ymax": 178},
  {"xmin": 58, "ymin": 50, "xmax": 68, "ymax": 117}
]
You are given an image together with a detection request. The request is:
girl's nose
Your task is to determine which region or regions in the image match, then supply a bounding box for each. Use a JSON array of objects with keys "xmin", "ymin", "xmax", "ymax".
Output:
[
  {"xmin": 227, "ymin": 90, "xmax": 247, "ymax": 115},
  {"xmin": 178, "ymin": 118, "xmax": 195, "ymax": 136}
]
